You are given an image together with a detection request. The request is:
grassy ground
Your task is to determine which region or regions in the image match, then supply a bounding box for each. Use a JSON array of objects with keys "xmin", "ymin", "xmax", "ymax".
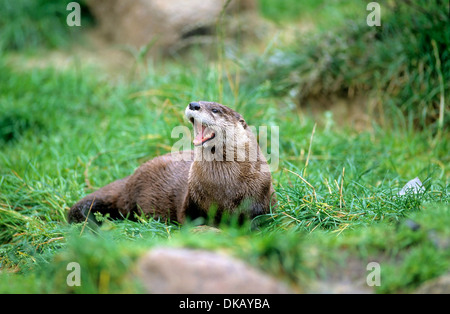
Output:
[{"xmin": 0, "ymin": 0, "xmax": 449, "ymax": 293}]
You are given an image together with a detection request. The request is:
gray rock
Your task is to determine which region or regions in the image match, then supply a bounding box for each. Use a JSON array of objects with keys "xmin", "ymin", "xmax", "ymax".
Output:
[
  {"xmin": 86, "ymin": 0, "xmax": 257, "ymax": 54},
  {"xmin": 137, "ymin": 247, "xmax": 292, "ymax": 293},
  {"xmin": 414, "ymin": 274, "xmax": 450, "ymax": 294},
  {"xmin": 306, "ymin": 258, "xmax": 374, "ymax": 294}
]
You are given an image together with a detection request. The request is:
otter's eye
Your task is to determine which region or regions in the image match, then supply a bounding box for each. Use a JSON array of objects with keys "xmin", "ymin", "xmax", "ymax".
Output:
[{"xmin": 211, "ymin": 108, "xmax": 219, "ymax": 114}]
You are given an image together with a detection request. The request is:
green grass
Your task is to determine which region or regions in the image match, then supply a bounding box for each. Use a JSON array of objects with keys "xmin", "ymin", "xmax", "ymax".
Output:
[
  {"xmin": 1, "ymin": 53, "xmax": 448, "ymax": 292},
  {"xmin": 250, "ymin": 0, "xmax": 450, "ymax": 132},
  {"xmin": 258, "ymin": 0, "xmax": 361, "ymax": 29},
  {"xmin": 0, "ymin": 0, "xmax": 92, "ymax": 52},
  {"xmin": 0, "ymin": 0, "xmax": 449, "ymax": 294}
]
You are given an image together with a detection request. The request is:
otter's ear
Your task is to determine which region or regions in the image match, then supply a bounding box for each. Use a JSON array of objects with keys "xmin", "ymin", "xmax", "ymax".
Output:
[{"xmin": 235, "ymin": 112, "xmax": 248, "ymax": 129}]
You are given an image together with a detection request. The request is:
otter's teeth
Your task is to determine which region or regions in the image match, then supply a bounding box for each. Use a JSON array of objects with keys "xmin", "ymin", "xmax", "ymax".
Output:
[
  {"xmin": 193, "ymin": 124, "xmax": 206, "ymax": 146},
  {"xmin": 193, "ymin": 122, "xmax": 215, "ymax": 146}
]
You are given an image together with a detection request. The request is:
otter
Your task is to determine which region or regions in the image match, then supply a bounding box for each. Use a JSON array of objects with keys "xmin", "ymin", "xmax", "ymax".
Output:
[{"xmin": 68, "ymin": 101, "xmax": 276, "ymax": 225}]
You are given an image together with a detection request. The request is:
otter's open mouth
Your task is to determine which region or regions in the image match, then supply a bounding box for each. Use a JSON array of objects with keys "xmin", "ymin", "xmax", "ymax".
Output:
[{"xmin": 191, "ymin": 118, "xmax": 215, "ymax": 146}]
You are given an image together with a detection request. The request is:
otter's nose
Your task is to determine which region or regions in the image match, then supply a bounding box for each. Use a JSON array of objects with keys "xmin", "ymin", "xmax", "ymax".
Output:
[{"xmin": 189, "ymin": 102, "xmax": 201, "ymax": 111}]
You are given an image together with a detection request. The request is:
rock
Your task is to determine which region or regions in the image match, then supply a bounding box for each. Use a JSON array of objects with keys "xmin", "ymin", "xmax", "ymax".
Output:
[
  {"xmin": 190, "ymin": 225, "xmax": 222, "ymax": 234},
  {"xmin": 306, "ymin": 258, "xmax": 374, "ymax": 294},
  {"xmin": 398, "ymin": 177, "xmax": 424, "ymax": 196},
  {"xmin": 403, "ymin": 219, "xmax": 421, "ymax": 232},
  {"xmin": 86, "ymin": 0, "xmax": 258, "ymax": 54},
  {"xmin": 308, "ymin": 278, "xmax": 373, "ymax": 294},
  {"xmin": 137, "ymin": 247, "xmax": 291, "ymax": 293},
  {"xmin": 413, "ymin": 274, "xmax": 450, "ymax": 294}
]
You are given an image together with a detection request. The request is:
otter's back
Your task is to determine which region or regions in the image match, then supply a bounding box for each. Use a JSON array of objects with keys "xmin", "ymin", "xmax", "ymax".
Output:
[{"xmin": 122, "ymin": 151, "xmax": 193, "ymax": 221}]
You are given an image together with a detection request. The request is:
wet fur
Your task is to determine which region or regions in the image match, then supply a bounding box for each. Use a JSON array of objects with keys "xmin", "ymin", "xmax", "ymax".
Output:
[{"xmin": 68, "ymin": 102, "xmax": 276, "ymax": 224}]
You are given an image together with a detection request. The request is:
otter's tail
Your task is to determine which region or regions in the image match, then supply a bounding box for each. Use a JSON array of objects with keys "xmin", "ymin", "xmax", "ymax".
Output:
[
  {"xmin": 68, "ymin": 177, "xmax": 129, "ymax": 224},
  {"xmin": 67, "ymin": 197, "xmax": 119, "ymax": 223}
]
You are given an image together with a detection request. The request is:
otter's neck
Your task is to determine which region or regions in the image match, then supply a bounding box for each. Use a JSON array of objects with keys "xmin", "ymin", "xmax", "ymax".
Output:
[
  {"xmin": 191, "ymin": 141, "xmax": 263, "ymax": 184},
  {"xmin": 193, "ymin": 133, "xmax": 260, "ymax": 163}
]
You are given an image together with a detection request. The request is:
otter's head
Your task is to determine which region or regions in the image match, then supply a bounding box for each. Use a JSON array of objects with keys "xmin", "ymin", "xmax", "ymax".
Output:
[{"xmin": 185, "ymin": 101, "xmax": 249, "ymax": 150}]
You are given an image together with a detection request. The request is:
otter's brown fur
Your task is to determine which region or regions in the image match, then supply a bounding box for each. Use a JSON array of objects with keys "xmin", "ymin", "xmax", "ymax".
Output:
[{"xmin": 68, "ymin": 101, "xmax": 276, "ymax": 224}]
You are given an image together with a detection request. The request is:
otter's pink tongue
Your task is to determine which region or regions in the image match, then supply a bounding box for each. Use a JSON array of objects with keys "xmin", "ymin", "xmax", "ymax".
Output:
[{"xmin": 193, "ymin": 123, "xmax": 206, "ymax": 146}]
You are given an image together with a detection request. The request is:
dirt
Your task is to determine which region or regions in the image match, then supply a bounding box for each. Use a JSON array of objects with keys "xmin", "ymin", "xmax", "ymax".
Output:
[{"xmin": 299, "ymin": 93, "xmax": 376, "ymax": 132}]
